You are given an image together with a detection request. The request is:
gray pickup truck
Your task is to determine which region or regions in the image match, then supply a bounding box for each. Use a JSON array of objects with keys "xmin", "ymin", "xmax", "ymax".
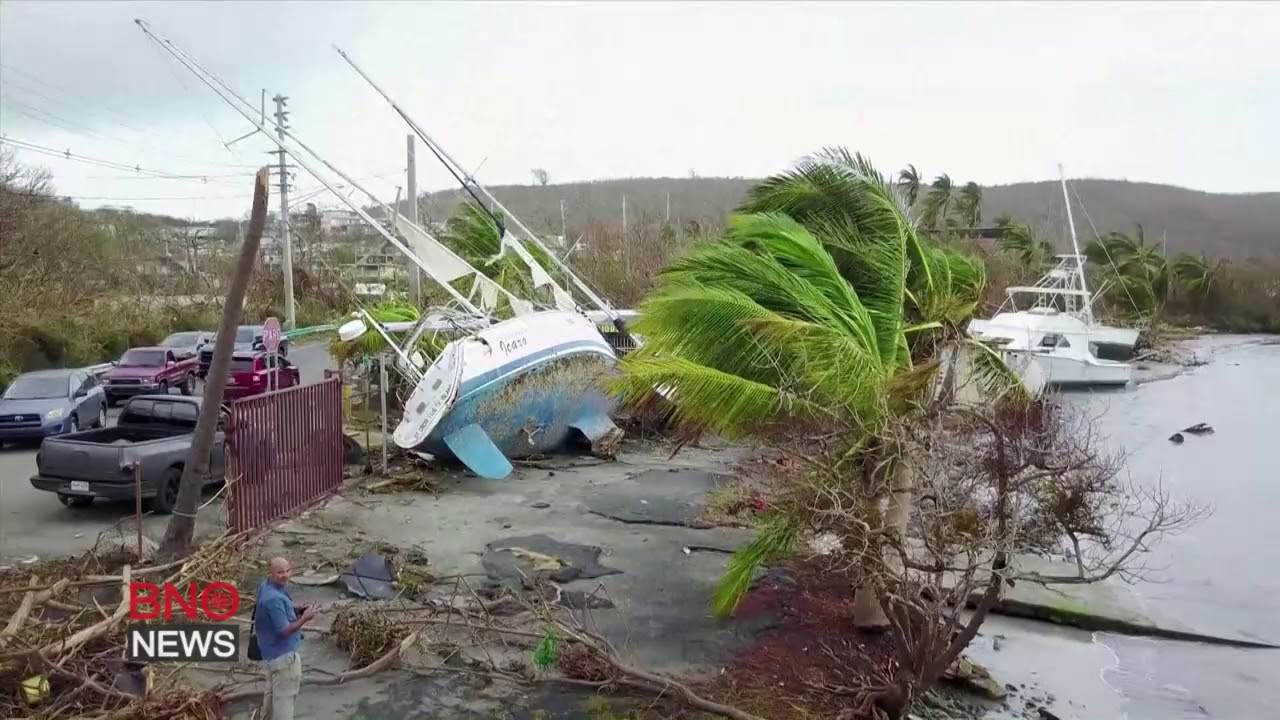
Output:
[{"xmin": 30, "ymin": 395, "xmax": 226, "ymax": 513}]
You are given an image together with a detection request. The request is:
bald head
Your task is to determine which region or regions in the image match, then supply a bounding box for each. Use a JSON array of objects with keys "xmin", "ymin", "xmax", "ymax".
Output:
[{"xmin": 268, "ymin": 557, "xmax": 291, "ymax": 587}]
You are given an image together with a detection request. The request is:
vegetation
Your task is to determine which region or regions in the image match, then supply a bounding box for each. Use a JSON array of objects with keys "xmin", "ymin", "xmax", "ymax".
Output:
[
  {"xmin": 0, "ymin": 149, "xmax": 347, "ymax": 391},
  {"xmin": 611, "ymin": 149, "xmax": 1202, "ymax": 719}
]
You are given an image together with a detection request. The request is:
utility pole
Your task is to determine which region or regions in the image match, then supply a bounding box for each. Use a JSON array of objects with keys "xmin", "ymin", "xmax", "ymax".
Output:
[
  {"xmin": 560, "ymin": 198, "xmax": 567, "ymax": 244},
  {"xmin": 407, "ymin": 134, "xmax": 421, "ymax": 307},
  {"xmin": 272, "ymin": 94, "xmax": 295, "ymax": 329}
]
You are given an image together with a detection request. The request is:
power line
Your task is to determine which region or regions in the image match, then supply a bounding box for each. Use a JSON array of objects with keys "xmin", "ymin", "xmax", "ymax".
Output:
[
  {"xmin": 59, "ymin": 193, "xmax": 260, "ymax": 201},
  {"xmin": 0, "ymin": 136, "xmax": 256, "ymax": 183},
  {"xmin": 0, "ymin": 66, "xmax": 263, "ymax": 170}
]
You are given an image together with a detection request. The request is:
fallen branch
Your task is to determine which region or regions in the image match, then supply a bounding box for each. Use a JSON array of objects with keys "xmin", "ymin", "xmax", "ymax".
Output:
[
  {"xmin": 218, "ymin": 630, "xmax": 422, "ymax": 705},
  {"xmin": 40, "ymin": 565, "xmax": 131, "ymax": 659},
  {"xmin": 0, "ymin": 576, "xmax": 39, "ymax": 647}
]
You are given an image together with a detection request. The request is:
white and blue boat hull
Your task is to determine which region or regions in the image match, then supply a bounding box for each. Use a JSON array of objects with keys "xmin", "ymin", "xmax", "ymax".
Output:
[{"xmin": 393, "ymin": 310, "xmax": 622, "ymax": 479}]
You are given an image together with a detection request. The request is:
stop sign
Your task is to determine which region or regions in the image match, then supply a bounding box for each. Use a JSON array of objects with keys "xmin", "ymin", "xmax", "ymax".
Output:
[{"xmin": 262, "ymin": 317, "xmax": 282, "ymax": 353}]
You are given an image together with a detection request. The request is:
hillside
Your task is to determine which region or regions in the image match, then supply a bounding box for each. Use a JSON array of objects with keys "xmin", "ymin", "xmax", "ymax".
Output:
[{"xmin": 410, "ymin": 177, "xmax": 1278, "ymax": 259}]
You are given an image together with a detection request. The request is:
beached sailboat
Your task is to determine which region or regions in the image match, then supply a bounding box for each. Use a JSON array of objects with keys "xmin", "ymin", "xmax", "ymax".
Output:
[
  {"xmin": 968, "ymin": 165, "xmax": 1136, "ymax": 387},
  {"xmin": 140, "ymin": 22, "xmax": 629, "ymax": 479},
  {"xmin": 333, "ymin": 48, "xmax": 638, "ymax": 477}
]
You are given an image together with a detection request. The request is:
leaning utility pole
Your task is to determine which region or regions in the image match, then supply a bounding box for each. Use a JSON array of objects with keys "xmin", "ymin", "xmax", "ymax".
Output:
[
  {"xmin": 158, "ymin": 168, "xmax": 270, "ymax": 561},
  {"xmin": 273, "ymin": 94, "xmax": 296, "ymax": 329},
  {"xmin": 406, "ymin": 134, "xmax": 421, "ymax": 307}
]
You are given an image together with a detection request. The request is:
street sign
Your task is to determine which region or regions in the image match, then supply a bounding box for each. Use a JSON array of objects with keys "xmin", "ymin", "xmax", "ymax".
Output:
[{"xmin": 262, "ymin": 317, "xmax": 282, "ymax": 354}]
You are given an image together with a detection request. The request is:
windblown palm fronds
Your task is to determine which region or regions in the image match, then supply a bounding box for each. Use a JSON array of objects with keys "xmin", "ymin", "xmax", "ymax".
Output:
[
  {"xmin": 1084, "ymin": 224, "xmax": 1169, "ymax": 315},
  {"xmin": 997, "ymin": 223, "xmax": 1055, "ymax": 269},
  {"xmin": 328, "ymin": 301, "xmax": 445, "ymax": 368},
  {"xmin": 442, "ymin": 201, "xmax": 558, "ymax": 300},
  {"xmin": 613, "ymin": 148, "xmax": 1020, "ymax": 615}
]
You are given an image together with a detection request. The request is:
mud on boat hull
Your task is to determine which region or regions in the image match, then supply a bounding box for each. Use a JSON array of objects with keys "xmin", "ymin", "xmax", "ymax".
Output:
[{"xmin": 422, "ymin": 351, "xmax": 620, "ymax": 468}]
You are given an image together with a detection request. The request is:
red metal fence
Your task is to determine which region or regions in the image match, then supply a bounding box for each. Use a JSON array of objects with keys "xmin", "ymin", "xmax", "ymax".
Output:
[{"xmin": 225, "ymin": 377, "xmax": 344, "ymax": 532}]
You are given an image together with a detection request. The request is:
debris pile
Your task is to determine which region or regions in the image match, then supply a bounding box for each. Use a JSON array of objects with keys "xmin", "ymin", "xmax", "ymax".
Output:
[
  {"xmin": 0, "ymin": 532, "xmax": 255, "ymax": 719},
  {"xmin": 330, "ymin": 606, "xmax": 410, "ymax": 667}
]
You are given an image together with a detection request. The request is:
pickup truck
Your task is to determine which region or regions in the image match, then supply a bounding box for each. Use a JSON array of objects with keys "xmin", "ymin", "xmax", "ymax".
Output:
[
  {"xmin": 101, "ymin": 347, "xmax": 197, "ymax": 404},
  {"xmin": 30, "ymin": 395, "xmax": 225, "ymax": 513}
]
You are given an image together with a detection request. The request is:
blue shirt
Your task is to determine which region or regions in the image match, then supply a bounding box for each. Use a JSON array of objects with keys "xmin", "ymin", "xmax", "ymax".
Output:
[{"xmin": 254, "ymin": 579, "xmax": 300, "ymax": 661}]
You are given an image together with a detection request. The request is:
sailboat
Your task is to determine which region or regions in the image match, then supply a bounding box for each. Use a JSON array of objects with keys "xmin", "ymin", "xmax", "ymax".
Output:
[
  {"xmin": 968, "ymin": 166, "xmax": 1135, "ymax": 387},
  {"xmin": 140, "ymin": 22, "xmax": 630, "ymax": 479}
]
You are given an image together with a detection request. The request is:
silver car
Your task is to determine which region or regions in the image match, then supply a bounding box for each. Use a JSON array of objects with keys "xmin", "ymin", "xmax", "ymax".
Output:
[{"xmin": 0, "ymin": 368, "xmax": 109, "ymax": 446}]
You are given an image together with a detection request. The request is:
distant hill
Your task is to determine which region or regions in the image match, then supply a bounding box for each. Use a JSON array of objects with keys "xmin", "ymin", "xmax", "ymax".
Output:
[{"xmin": 407, "ymin": 177, "xmax": 1278, "ymax": 259}]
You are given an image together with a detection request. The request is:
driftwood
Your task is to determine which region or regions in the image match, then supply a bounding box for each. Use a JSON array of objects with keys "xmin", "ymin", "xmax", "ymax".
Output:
[
  {"xmin": 39, "ymin": 566, "xmax": 131, "ymax": 659},
  {"xmin": 0, "ymin": 576, "xmax": 39, "ymax": 647}
]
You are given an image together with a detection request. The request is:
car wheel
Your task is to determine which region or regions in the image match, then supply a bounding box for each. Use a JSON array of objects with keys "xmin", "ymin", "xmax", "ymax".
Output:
[
  {"xmin": 151, "ymin": 467, "xmax": 182, "ymax": 514},
  {"xmin": 67, "ymin": 415, "xmax": 78, "ymax": 434},
  {"xmin": 59, "ymin": 494, "xmax": 94, "ymax": 508},
  {"xmin": 97, "ymin": 405, "xmax": 107, "ymax": 428},
  {"xmin": 181, "ymin": 373, "xmax": 194, "ymax": 396},
  {"xmin": 157, "ymin": 380, "xmax": 169, "ymax": 396}
]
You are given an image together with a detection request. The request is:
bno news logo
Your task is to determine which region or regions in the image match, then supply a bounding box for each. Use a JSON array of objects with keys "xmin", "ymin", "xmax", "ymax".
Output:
[{"xmin": 125, "ymin": 581, "xmax": 242, "ymax": 662}]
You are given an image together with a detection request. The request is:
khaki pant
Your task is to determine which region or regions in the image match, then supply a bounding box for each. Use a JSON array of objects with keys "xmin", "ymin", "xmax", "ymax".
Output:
[{"xmin": 262, "ymin": 650, "xmax": 301, "ymax": 720}]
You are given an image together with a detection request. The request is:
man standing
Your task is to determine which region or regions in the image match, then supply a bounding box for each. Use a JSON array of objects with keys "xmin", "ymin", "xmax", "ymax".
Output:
[{"xmin": 255, "ymin": 556, "xmax": 316, "ymax": 720}]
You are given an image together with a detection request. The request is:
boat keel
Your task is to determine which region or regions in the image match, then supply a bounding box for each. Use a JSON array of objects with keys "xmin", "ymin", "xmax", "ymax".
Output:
[
  {"xmin": 443, "ymin": 423, "xmax": 514, "ymax": 479},
  {"xmin": 570, "ymin": 413, "xmax": 625, "ymax": 459}
]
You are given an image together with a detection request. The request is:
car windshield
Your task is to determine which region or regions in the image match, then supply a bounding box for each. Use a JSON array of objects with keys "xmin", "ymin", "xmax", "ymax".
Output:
[
  {"xmin": 235, "ymin": 327, "xmax": 258, "ymax": 343},
  {"xmin": 120, "ymin": 349, "xmax": 165, "ymax": 367},
  {"xmin": 230, "ymin": 358, "xmax": 258, "ymax": 373},
  {"xmin": 2, "ymin": 375, "xmax": 67, "ymax": 400},
  {"xmin": 161, "ymin": 332, "xmax": 199, "ymax": 347}
]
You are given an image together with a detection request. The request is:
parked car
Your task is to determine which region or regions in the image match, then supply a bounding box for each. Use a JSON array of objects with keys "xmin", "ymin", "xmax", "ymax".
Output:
[
  {"xmin": 223, "ymin": 351, "xmax": 300, "ymax": 401},
  {"xmin": 101, "ymin": 347, "xmax": 197, "ymax": 404},
  {"xmin": 30, "ymin": 395, "xmax": 224, "ymax": 511},
  {"xmin": 158, "ymin": 330, "xmax": 214, "ymax": 360},
  {"xmin": 197, "ymin": 324, "xmax": 289, "ymax": 378},
  {"xmin": 0, "ymin": 368, "xmax": 108, "ymax": 446}
]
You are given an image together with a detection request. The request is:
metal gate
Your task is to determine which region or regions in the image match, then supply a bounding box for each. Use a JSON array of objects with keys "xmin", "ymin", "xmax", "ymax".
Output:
[{"xmin": 225, "ymin": 377, "xmax": 344, "ymax": 532}]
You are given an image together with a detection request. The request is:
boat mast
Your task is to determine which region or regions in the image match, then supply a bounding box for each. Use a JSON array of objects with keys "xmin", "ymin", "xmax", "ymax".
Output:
[
  {"xmin": 1058, "ymin": 163, "xmax": 1093, "ymax": 324},
  {"xmin": 135, "ymin": 20, "xmax": 487, "ymax": 316},
  {"xmin": 333, "ymin": 47, "xmax": 625, "ymax": 326}
]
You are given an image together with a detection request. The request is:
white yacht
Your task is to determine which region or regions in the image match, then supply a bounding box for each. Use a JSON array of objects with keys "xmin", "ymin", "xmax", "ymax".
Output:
[
  {"xmin": 968, "ymin": 254, "xmax": 1140, "ymax": 358},
  {"xmin": 969, "ymin": 166, "xmax": 1136, "ymax": 388}
]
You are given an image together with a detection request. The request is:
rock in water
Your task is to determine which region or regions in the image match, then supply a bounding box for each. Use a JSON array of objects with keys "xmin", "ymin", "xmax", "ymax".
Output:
[
  {"xmin": 1169, "ymin": 432, "xmax": 1185, "ymax": 444},
  {"xmin": 1181, "ymin": 422, "xmax": 1215, "ymax": 435},
  {"xmin": 943, "ymin": 656, "xmax": 1007, "ymax": 700}
]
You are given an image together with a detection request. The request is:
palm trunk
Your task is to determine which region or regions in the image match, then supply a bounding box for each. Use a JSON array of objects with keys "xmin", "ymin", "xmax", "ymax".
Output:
[
  {"xmin": 854, "ymin": 459, "xmax": 913, "ymax": 630},
  {"xmin": 853, "ymin": 480, "xmax": 892, "ymax": 629},
  {"xmin": 157, "ymin": 169, "xmax": 269, "ymax": 561}
]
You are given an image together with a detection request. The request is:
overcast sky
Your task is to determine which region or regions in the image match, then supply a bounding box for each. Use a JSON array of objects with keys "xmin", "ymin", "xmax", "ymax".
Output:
[{"xmin": 1, "ymin": 1, "xmax": 1276, "ymax": 220}]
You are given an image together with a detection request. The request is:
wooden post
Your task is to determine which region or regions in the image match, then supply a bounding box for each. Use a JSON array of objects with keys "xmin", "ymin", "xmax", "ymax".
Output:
[{"xmin": 157, "ymin": 168, "xmax": 270, "ymax": 561}]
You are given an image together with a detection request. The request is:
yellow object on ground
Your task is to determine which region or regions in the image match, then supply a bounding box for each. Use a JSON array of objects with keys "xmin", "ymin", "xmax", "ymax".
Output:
[{"xmin": 21, "ymin": 674, "xmax": 49, "ymax": 703}]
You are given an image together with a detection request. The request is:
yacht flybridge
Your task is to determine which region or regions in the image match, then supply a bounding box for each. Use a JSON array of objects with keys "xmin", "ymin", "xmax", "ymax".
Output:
[{"xmin": 969, "ymin": 254, "xmax": 1141, "ymax": 358}]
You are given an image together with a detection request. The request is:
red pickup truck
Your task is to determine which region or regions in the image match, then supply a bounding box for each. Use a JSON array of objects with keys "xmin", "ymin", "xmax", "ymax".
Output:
[
  {"xmin": 101, "ymin": 347, "xmax": 197, "ymax": 405},
  {"xmin": 223, "ymin": 351, "xmax": 300, "ymax": 400}
]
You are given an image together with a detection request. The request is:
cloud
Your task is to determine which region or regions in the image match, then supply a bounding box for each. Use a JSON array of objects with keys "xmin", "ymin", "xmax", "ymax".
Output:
[{"xmin": 2, "ymin": 1, "xmax": 1276, "ymax": 219}]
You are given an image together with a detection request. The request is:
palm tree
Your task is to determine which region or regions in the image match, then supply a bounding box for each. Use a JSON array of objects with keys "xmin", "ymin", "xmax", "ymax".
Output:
[
  {"xmin": 441, "ymin": 201, "xmax": 557, "ymax": 300},
  {"xmin": 897, "ymin": 164, "xmax": 922, "ymax": 207},
  {"xmin": 612, "ymin": 149, "xmax": 1018, "ymax": 631},
  {"xmin": 1084, "ymin": 223, "xmax": 1169, "ymax": 315},
  {"xmin": 959, "ymin": 181, "xmax": 983, "ymax": 228},
  {"xmin": 920, "ymin": 173, "xmax": 954, "ymax": 230},
  {"xmin": 1173, "ymin": 252, "xmax": 1226, "ymax": 307},
  {"xmin": 997, "ymin": 223, "xmax": 1055, "ymax": 269}
]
